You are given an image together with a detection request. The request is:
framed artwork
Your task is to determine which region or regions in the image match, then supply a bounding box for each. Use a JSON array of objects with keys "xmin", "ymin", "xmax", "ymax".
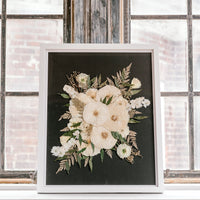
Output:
[{"xmin": 37, "ymin": 44, "xmax": 163, "ymax": 193}]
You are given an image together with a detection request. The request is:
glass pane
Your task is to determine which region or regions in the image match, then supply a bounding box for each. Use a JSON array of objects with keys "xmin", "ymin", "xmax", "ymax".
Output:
[
  {"xmin": 193, "ymin": 20, "xmax": 200, "ymax": 91},
  {"xmin": 161, "ymin": 97, "xmax": 189, "ymax": 170},
  {"xmin": 131, "ymin": 0, "xmax": 187, "ymax": 15},
  {"xmin": 194, "ymin": 97, "xmax": 200, "ymax": 170},
  {"xmin": 193, "ymin": 0, "xmax": 200, "ymax": 14},
  {"xmin": 7, "ymin": 0, "xmax": 63, "ymax": 14},
  {"xmin": 131, "ymin": 20, "xmax": 188, "ymax": 92},
  {"xmin": 6, "ymin": 19, "xmax": 63, "ymax": 92},
  {"xmin": 5, "ymin": 97, "xmax": 39, "ymax": 170},
  {"xmin": 0, "ymin": 0, "xmax": 2, "ymax": 13}
]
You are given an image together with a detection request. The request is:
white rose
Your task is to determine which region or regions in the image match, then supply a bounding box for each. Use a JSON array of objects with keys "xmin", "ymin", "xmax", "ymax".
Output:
[
  {"xmin": 76, "ymin": 73, "xmax": 89, "ymax": 89},
  {"xmin": 131, "ymin": 78, "xmax": 141, "ymax": 89},
  {"xmin": 63, "ymin": 85, "xmax": 78, "ymax": 98},
  {"xmin": 117, "ymin": 144, "xmax": 132, "ymax": 159},
  {"xmin": 51, "ymin": 146, "xmax": 65, "ymax": 157}
]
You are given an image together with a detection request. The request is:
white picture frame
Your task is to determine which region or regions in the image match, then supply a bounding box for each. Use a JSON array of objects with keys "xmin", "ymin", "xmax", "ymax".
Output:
[{"xmin": 37, "ymin": 44, "xmax": 164, "ymax": 193}]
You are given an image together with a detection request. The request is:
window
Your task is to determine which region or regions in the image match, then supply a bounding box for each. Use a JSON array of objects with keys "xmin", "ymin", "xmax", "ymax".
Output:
[
  {"xmin": 0, "ymin": 0, "xmax": 199, "ymax": 184},
  {"xmin": 131, "ymin": 0, "xmax": 200, "ymax": 181},
  {"xmin": 0, "ymin": 0, "xmax": 63, "ymax": 182}
]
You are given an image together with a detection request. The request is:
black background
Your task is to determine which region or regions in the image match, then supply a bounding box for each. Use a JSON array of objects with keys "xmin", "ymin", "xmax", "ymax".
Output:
[{"xmin": 46, "ymin": 52, "xmax": 155, "ymax": 185}]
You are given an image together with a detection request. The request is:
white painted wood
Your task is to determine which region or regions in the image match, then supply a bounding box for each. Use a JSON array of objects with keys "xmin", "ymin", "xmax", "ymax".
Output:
[
  {"xmin": 1, "ymin": 189, "xmax": 200, "ymax": 200},
  {"xmin": 38, "ymin": 44, "xmax": 163, "ymax": 193}
]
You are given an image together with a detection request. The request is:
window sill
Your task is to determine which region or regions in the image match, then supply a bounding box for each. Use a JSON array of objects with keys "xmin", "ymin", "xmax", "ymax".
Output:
[{"xmin": 0, "ymin": 185, "xmax": 200, "ymax": 200}]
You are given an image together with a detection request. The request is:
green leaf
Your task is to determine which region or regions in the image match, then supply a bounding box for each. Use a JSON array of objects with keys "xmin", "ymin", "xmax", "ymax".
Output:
[
  {"xmin": 91, "ymin": 142, "xmax": 95, "ymax": 153},
  {"xmin": 59, "ymin": 93, "xmax": 70, "ymax": 99},
  {"xmin": 129, "ymin": 119, "xmax": 140, "ymax": 123},
  {"xmin": 102, "ymin": 96, "xmax": 107, "ymax": 104},
  {"xmin": 79, "ymin": 134, "xmax": 83, "ymax": 145},
  {"xmin": 65, "ymin": 161, "xmax": 70, "ymax": 174},
  {"xmin": 106, "ymin": 96, "xmax": 113, "ymax": 105},
  {"xmin": 111, "ymin": 131, "xmax": 126, "ymax": 143},
  {"xmin": 72, "ymin": 122, "xmax": 82, "ymax": 128},
  {"xmin": 77, "ymin": 154, "xmax": 82, "ymax": 168},
  {"xmin": 100, "ymin": 149, "xmax": 104, "ymax": 163},
  {"xmin": 78, "ymin": 147, "xmax": 86, "ymax": 154},
  {"xmin": 134, "ymin": 116, "xmax": 148, "ymax": 120},
  {"xmin": 89, "ymin": 157, "xmax": 93, "ymax": 172},
  {"xmin": 64, "ymin": 103, "xmax": 70, "ymax": 107},
  {"xmin": 130, "ymin": 89, "xmax": 142, "ymax": 96},
  {"xmin": 62, "ymin": 129, "xmax": 81, "ymax": 137}
]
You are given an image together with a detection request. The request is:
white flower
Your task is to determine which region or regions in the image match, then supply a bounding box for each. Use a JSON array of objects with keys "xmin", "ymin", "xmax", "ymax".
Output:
[
  {"xmin": 73, "ymin": 130, "xmax": 80, "ymax": 139},
  {"xmin": 67, "ymin": 117, "xmax": 82, "ymax": 130},
  {"xmin": 117, "ymin": 144, "xmax": 132, "ymax": 159},
  {"xmin": 131, "ymin": 78, "xmax": 141, "ymax": 89},
  {"xmin": 130, "ymin": 97, "xmax": 151, "ymax": 109},
  {"xmin": 63, "ymin": 85, "xmax": 77, "ymax": 98},
  {"xmin": 104, "ymin": 103, "xmax": 129, "ymax": 132},
  {"xmin": 76, "ymin": 93, "xmax": 94, "ymax": 105},
  {"xmin": 130, "ymin": 97, "xmax": 145, "ymax": 109},
  {"xmin": 142, "ymin": 98, "xmax": 151, "ymax": 108},
  {"xmin": 96, "ymin": 85, "xmax": 121, "ymax": 102},
  {"xmin": 63, "ymin": 138, "xmax": 77, "ymax": 152},
  {"xmin": 86, "ymin": 88, "xmax": 98, "ymax": 100},
  {"xmin": 76, "ymin": 73, "xmax": 89, "ymax": 89},
  {"xmin": 80, "ymin": 121, "xmax": 93, "ymax": 133},
  {"xmin": 119, "ymin": 126, "xmax": 129, "ymax": 138},
  {"xmin": 77, "ymin": 142, "xmax": 100, "ymax": 157},
  {"xmin": 83, "ymin": 102, "xmax": 109, "ymax": 126},
  {"xmin": 113, "ymin": 96, "xmax": 128, "ymax": 107},
  {"xmin": 60, "ymin": 136, "xmax": 70, "ymax": 146},
  {"xmin": 51, "ymin": 146, "xmax": 65, "ymax": 157},
  {"xmin": 91, "ymin": 127, "xmax": 117, "ymax": 149}
]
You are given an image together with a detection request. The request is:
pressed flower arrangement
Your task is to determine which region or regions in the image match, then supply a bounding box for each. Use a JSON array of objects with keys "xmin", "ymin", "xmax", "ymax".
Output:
[{"xmin": 51, "ymin": 63, "xmax": 151, "ymax": 174}]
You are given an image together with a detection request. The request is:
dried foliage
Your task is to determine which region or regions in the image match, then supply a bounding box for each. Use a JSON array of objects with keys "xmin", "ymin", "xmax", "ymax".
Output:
[
  {"xmin": 127, "ymin": 131, "xmax": 138, "ymax": 149},
  {"xmin": 105, "ymin": 149, "xmax": 113, "ymax": 159},
  {"xmin": 66, "ymin": 71, "xmax": 80, "ymax": 91},
  {"xmin": 58, "ymin": 111, "xmax": 71, "ymax": 121}
]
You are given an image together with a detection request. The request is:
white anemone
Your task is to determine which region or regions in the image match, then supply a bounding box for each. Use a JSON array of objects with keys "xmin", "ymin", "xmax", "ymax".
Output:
[
  {"xmin": 104, "ymin": 103, "xmax": 129, "ymax": 132},
  {"xmin": 83, "ymin": 102, "xmax": 109, "ymax": 126},
  {"xmin": 86, "ymin": 88, "xmax": 98, "ymax": 100},
  {"xmin": 91, "ymin": 127, "xmax": 117, "ymax": 149},
  {"xmin": 96, "ymin": 85, "xmax": 121, "ymax": 102}
]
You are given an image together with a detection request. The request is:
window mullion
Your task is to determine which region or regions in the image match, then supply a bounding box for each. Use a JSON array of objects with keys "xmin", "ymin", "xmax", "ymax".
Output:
[
  {"xmin": 0, "ymin": 0, "xmax": 7, "ymax": 172},
  {"xmin": 187, "ymin": 0, "xmax": 195, "ymax": 170}
]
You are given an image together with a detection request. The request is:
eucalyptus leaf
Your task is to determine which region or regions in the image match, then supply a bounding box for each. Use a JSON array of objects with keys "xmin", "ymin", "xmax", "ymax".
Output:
[
  {"xmin": 72, "ymin": 122, "xmax": 82, "ymax": 128},
  {"xmin": 129, "ymin": 119, "xmax": 140, "ymax": 124},
  {"xmin": 134, "ymin": 116, "xmax": 148, "ymax": 120},
  {"xmin": 59, "ymin": 93, "xmax": 70, "ymax": 99},
  {"xmin": 91, "ymin": 142, "xmax": 95, "ymax": 153},
  {"xmin": 65, "ymin": 161, "xmax": 70, "ymax": 174},
  {"xmin": 79, "ymin": 134, "xmax": 83, "ymax": 145},
  {"xmin": 77, "ymin": 154, "xmax": 82, "ymax": 168},
  {"xmin": 100, "ymin": 149, "xmax": 104, "ymax": 163},
  {"xmin": 78, "ymin": 147, "xmax": 86, "ymax": 154}
]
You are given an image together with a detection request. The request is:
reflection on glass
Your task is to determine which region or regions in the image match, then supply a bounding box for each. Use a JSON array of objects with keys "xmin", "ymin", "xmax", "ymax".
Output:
[
  {"xmin": 193, "ymin": 20, "xmax": 200, "ymax": 91},
  {"xmin": 194, "ymin": 97, "xmax": 200, "ymax": 170},
  {"xmin": 5, "ymin": 97, "xmax": 39, "ymax": 170},
  {"xmin": 193, "ymin": 0, "xmax": 200, "ymax": 14},
  {"xmin": 161, "ymin": 97, "xmax": 189, "ymax": 170},
  {"xmin": 6, "ymin": 19, "xmax": 63, "ymax": 92},
  {"xmin": 131, "ymin": 20, "xmax": 188, "ymax": 92},
  {"xmin": 7, "ymin": 0, "xmax": 63, "ymax": 14},
  {"xmin": 131, "ymin": 0, "xmax": 187, "ymax": 15}
]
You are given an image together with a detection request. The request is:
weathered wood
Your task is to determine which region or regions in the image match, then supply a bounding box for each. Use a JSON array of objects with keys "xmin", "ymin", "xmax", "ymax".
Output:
[
  {"xmin": 74, "ymin": 0, "xmax": 84, "ymax": 43},
  {"xmin": 165, "ymin": 178, "xmax": 200, "ymax": 184},
  {"xmin": 91, "ymin": 0, "xmax": 107, "ymax": 43},
  {"xmin": 110, "ymin": 0, "xmax": 120, "ymax": 43},
  {"xmin": 63, "ymin": 0, "xmax": 72, "ymax": 43},
  {"xmin": 84, "ymin": 0, "xmax": 91, "ymax": 43},
  {"xmin": 123, "ymin": 0, "xmax": 130, "ymax": 43},
  {"xmin": 0, "ymin": 178, "xmax": 33, "ymax": 184}
]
